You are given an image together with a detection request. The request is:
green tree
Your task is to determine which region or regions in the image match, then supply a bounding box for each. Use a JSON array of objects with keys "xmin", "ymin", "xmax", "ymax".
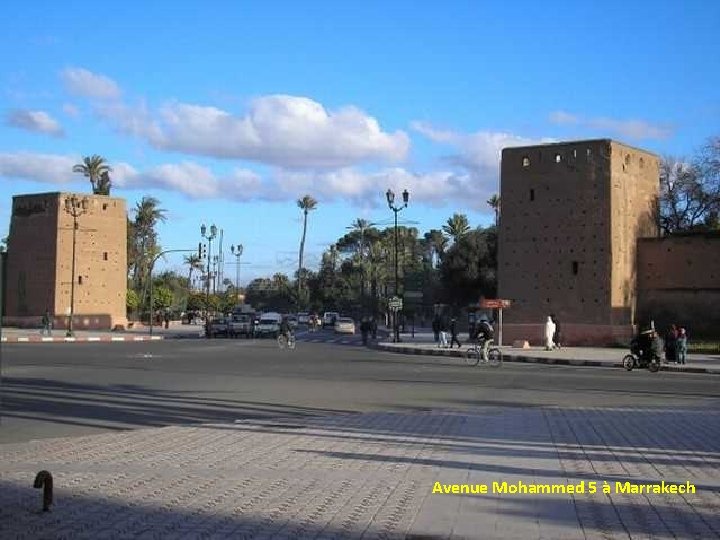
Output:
[
  {"xmin": 297, "ymin": 194, "xmax": 318, "ymax": 305},
  {"xmin": 126, "ymin": 289, "xmax": 140, "ymax": 314},
  {"xmin": 131, "ymin": 196, "xmax": 167, "ymax": 296},
  {"xmin": 442, "ymin": 213, "xmax": 470, "ymax": 243},
  {"xmin": 153, "ymin": 285, "xmax": 174, "ymax": 311},
  {"xmin": 439, "ymin": 227, "xmax": 497, "ymax": 306},
  {"xmin": 73, "ymin": 155, "xmax": 112, "ymax": 194}
]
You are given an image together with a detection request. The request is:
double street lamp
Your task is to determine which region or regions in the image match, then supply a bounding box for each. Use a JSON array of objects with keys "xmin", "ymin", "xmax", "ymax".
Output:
[
  {"xmin": 63, "ymin": 196, "xmax": 89, "ymax": 337},
  {"xmin": 386, "ymin": 188, "xmax": 409, "ymax": 343},
  {"xmin": 200, "ymin": 224, "xmax": 217, "ymax": 325}
]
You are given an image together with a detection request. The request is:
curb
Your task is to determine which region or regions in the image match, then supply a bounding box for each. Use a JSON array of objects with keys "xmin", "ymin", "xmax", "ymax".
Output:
[
  {"xmin": 1, "ymin": 335, "xmax": 166, "ymax": 343},
  {"xmin": 376, "ymin": 343, "xmax": 720, "ymax": 374}
]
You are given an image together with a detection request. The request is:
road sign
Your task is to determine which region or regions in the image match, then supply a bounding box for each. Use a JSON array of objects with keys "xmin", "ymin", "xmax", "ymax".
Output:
[
  {"xmin": 480, "ymin": 298, "xmax": 512, "ymax": 309},
  {"xmin": 388, "ymin": 296, "xmax": 403, "ymax": 310}
]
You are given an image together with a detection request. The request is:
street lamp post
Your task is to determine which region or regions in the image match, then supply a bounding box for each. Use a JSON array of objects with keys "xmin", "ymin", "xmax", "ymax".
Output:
[
  {"xmin": 63, "ymin": 196, "xmax": 89, "ymax": 337},
  {"xmin": 386, "ymin": 189, "xmax": 409, "ymax": 343},
  {"xmin": 201, "ymin": 224, "xmax": 217, "ymax": 333},
  {"xmin": 231, "ymin": 244, "xmax": 243, "ymax": 303}
]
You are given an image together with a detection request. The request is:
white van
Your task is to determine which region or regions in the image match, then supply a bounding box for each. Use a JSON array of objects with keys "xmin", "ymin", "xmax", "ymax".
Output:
[{"xmin": 256, "ymin": 312, "xmax": 283, "ymax": 338}]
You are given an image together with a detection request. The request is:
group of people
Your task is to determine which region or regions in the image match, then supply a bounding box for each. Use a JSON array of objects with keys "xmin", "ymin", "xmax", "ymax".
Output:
[
  {"xmin": 543, "ymin": 315, "xmax": 561, "ymax": 350},
  {"xmin": 359, "ymin": 317, "xmax": 378, "ymax": 345},
  {"xmin": 431, "ymin": 313, "xmax": 494, "ymax": 349},
  {"xmin": 663, "ymin": 324, "xmax": 689, "ymax": 365}
]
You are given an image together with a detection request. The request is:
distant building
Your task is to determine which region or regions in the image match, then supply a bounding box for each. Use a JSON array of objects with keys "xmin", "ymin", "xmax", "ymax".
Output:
[
  {"xmin": 4, "ymin": 192, "xmax": 127, "ymax": 330},
  {"xmin": 498, "ymin": 139, "xmax": 659, "ymax": 345}
]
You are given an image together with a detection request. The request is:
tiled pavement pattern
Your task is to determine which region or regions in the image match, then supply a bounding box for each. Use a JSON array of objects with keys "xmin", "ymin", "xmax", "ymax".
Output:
[{"xmin": 2, "ymin": 407, "xmax": 719, "ymax": 539}]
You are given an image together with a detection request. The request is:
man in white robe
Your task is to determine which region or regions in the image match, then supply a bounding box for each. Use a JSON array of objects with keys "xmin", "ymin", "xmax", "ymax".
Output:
[{"xmin": 544, "ymin": 316, "xmax": 556, "ymax": 350}]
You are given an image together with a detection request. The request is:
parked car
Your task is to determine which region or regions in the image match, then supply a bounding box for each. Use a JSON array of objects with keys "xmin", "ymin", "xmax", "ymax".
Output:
[
  {"xmin": 229, "ymin": 313, "xmax": 253, "ymax": 338},
  {"xmin": 255, "ymin": 312, "xmax": 283, "ymax": 338},
  {"xmin": 208, "ymin": 317, "xmax": 229, "ymax": 338},
  {"xmin": 334, "ymin": 317, "xmax": 356, "ymax": 334},
  {"xmin": 323, "ymin": 312, "xmax": 340, "ymax": 328},
  {"xmin": 297, "ymin": 312, "xmax": 310, "ymax": 325}
]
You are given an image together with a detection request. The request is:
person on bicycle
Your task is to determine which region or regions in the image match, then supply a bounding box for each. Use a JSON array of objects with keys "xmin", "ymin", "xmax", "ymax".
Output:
[{"xmin": 476, "ymin": 317, "xmax": 494, "ymax": 343}]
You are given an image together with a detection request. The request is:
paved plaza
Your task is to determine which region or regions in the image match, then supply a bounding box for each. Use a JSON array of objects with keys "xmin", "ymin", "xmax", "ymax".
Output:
[{"xmin": 2, "ymin": 406, "xmax": 719, "ymax": 539}]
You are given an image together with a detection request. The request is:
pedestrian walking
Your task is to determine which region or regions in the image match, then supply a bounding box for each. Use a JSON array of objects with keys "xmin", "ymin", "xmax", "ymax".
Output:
[
  {"xmin": 449, "ymin": 317, "xmax": 462, "ymax": 348},
  {"xmin": 438, "ymin": 318, "xmax": 449, "ymax": 348},
  {"xmin": 360, "ymin": 317, "xmax": 370, "ymax": 345},
  {"xmin": 544, "ymin": 315, "xmax": 556, "ymax": 350},
  {"xmin": 676, "ymin": 327, "xmax": 688, "ymax": 365},
  {"xmin": 432, "ymin": 314, "xmax": 441, "ymax": 343},
  {"xmin": 550, "ymin": 314, "xmax": 562, "ymax": 349},
  {"xmin": 370, "ymin": 317, "xmax": 377, "ymax": 340},
  {"xmin": 665, "ymin": 324, "xmax": 678, "ymax": 363},
  {"xmin": 41, "ymin": 309, "xmax": 52, "ymax": 336}
]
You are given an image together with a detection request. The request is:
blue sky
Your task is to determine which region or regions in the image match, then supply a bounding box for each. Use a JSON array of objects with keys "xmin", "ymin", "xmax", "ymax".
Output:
[{"xmin": 1, "ymin": 0, "xmax": 718, "ymax": 283}]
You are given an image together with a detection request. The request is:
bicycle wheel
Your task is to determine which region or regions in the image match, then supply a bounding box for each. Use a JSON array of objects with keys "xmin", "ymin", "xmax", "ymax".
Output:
[
  {"xmin": 487, "ymin": 347, "xmax": 503, "ymax": 367},
  {"xmin": 465, "ymin": 347, "xmax": 480, "ymax": 366},
  {"xmin": 287, "ymin": 335, "xmax": 296, "ymax": 350},
  {"xmin": 622, "ymin": 355, "xmax": 634, "ymax": 371},
  {"xmin": 277, "ymin": 335, "xmax": 287, "ymax": 349}
]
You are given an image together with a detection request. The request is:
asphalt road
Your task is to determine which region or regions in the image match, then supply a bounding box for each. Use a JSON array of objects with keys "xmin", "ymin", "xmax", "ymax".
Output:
[{"xmin": 2, "ymin": 334, "xmax": 719, "ymax": 444}]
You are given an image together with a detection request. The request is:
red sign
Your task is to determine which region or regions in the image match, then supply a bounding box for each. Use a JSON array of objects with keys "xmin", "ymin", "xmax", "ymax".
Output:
[{"xmin": 480, "ymin": 299, "xmax": 512, "ymax": 309}]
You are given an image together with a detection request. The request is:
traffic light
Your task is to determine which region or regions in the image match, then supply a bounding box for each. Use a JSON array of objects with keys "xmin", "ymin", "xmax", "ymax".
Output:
[{"xmin": 198, "ymin": 242, "xmax": 207, "ymax": 259}]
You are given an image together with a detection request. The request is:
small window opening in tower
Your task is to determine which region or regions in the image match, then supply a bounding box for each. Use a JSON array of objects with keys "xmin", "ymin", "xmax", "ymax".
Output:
[
  {"xmin": 555, "ymin": 153, "xmax": 562, "ymax": 163},
  {"xmin": 102, "ymin": 203, "xmax": 108, "ymax": 210},
  {"xmin": 78, "ymin": 276, "xmax": 83, "ymax": 285},
  {"xmin": 572, "ymin": 261, "xmax": 579, "ymax": 275},
  {"xmin": 522, "ymin": 156, "xmax": 530, "ymax": 167},
  {"xmin": 103, "ymin": 252, "xmax": 108, "ymax": 261},
  {"xmin": 530, "ymin": 189, "xmax": 535, "ymax": 201}
]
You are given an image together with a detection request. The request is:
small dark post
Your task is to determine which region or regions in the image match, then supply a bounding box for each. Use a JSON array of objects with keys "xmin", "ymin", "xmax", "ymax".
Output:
[{"xmin": 33, "ymin": 470, "xmax": 53, "ymax": 511}]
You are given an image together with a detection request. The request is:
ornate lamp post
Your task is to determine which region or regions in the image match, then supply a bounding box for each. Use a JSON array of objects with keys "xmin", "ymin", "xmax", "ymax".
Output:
[
  {"xmin": 63, "ymin": 195, "xmax": 89, "ymax": 337},
  {"xmin": 200, "ymin": 224, "xmax": 217, "ymax": 327},
  {"xmin": 386, "ymin": 188, "xmax": 409, "ymax": 343},
  {"xmin": 231, "ymin": 244, "xmax": 243, "ymax": 302}
]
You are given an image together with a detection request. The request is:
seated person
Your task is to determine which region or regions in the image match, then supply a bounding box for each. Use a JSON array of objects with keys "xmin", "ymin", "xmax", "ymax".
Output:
[{"xmin": 631, "ymin": 329, "xmax": 660, "ymax": 361}]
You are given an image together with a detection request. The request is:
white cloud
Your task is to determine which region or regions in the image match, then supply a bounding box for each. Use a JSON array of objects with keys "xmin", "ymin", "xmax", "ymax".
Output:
[
  {"xmin": 5, "ymin": 110, "xmax": 64, "ymax": 137},
  {"xmin": 62, "ymin": 103, "xmax": 80, "ymax": 118},
  {"xmin": 61, "ymin": 67, "xmax": 121, "ymax": 100},
  {"xmin": 548, "ymin": 111, "xmax": 579, "ymax": 125},
  {"xmin": 0, "ymin": 152, "xmax": 77, "ymax": 184},
  {"xmin": 412, "ymin": 121, "xmax": 546, "ymax": 170},
  {"xmin": 549, "ymin": 110, "xmax": 672, "ymax": 140},
  {"xmin": 0, "ymin": 151, "xmax": 492, "ymax": 208},
  {"xmin": 97, "ymin": 94, "xmax": 409, "ymax": 168}
]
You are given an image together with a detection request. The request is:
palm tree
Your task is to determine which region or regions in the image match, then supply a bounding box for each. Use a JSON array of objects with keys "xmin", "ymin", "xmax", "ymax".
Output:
[
  {"xmin": 184, "ymin": 254, "xmax": 203, "ymax": 291},
  {"xmin": 73, "ymin": 155, "xmax": 112, "ymax": 194},
  {"xmin": 349, "ymin": 218, "xmax": 376, "ymax": 310},
  {"xmin": 132, "ymin": 196, "xmax": 167, "ymax": 293},
  {"xmin": 297, "ymin": 194, "xmax": 318, "ymax": 305},
  {"xmin": 442, "ymin": 213, "xmax": 471, "ymax": 243},
  {"xmin": 487, "ymin": 194, "xmax": 500, "ymax": 227}
]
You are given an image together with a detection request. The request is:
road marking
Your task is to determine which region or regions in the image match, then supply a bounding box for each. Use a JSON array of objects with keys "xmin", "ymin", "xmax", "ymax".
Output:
[{"xmin": 111, "ymin": 337, "xmax": 125, "ymax": 341}]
